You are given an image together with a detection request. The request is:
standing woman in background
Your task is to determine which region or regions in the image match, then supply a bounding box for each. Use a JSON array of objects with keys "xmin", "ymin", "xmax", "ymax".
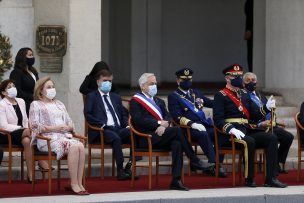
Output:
[
  {"xmin": 10, "ymin": 47, "xmax": 39, "ymax": 116},
  {"xmin": 79, "ymin": 61, "xmax": 117, "ymax": 95}
]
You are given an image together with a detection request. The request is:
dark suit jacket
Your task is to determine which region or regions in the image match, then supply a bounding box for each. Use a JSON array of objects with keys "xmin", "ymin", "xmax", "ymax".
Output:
[
  {"xmin": 9, "ymin": 68, "xmax": 39, "ymax": 114},
  {"xmin": 84, "ymin": 90, "xmax": 128, "ymax": 143},
  {"xmin": 300, "ymin": 102, "xmax": 304, "ymax": 126},
  {"xmin": 129, "ymin": 93, "xmax": 171, "ymax": 145}
]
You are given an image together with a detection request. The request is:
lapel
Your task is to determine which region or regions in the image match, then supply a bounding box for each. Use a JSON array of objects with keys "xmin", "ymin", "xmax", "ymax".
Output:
[
  {"xmin": 95, "ymin": 91, "xmax": 106, "ymax": 114},
  {"xmin": 3, "ymin": 98, "xmax": 18, "ymax": 121}
]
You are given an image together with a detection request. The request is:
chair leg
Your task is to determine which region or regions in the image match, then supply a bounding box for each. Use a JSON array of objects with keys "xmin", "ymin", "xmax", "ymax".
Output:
[
  {"xmin": 48, "ymin": 158, "xmax": 52, "ymax": 194},
  {"xmin": 188, "ymin": 157, "xmax": 191, "ymax": 176},
  {"xmin": 156, "ymin": 156, "xmax": 159, "ymax": 184},
  {"xmin": 238, "ymin": 154, "xmax": 242, "ymax": 183},
  {"xmin": 298, "ymin": 151, "xmax": 301, "ymax": 182},
  {"xmin": 21, "ymin": 151, "xmax": 24, "ymax": 181},
  {"xmin": 57, "ymin": 160, "xmax": 61, "ymax": 191},
  {"xmin": 101, "ymin": 148, "xmax": 104, "ymax": 179},
  {"xmin": 32, "ymin": 159, "xmax": 36, "ymax": 191},
  {"xmin": 8, "ymin": 150, "xmax": 12, "ymax": 183},
  {"xmin": 131, "ymin": 155, "xmax": 136, "ymax": 188},
  {"xmin": 88, "ymin": 147, "xmax": 91, "ymax": 178},
  {"xmin": 148, "ymin": 155, "xmax": 152, "ymax": 190},
  {"xmin": 232, "ymin": 153, "xmax": 236, "ymax": 187},
  {"xmin": 112, "ymin": 150, "xmax": 115, "ymax": 177}
]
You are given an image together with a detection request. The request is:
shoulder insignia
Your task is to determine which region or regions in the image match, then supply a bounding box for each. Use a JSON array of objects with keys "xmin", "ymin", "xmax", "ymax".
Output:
[
  {"xmin": 219, "ymin": 90, "xmax": 226, "ymax": 96},
  {"xmin": 241, "ymin": 89, "xmax": 247, "ymax": 93}
]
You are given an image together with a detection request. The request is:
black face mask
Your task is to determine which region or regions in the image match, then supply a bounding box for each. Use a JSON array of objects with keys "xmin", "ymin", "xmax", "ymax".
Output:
[
  {"xmin": 26, "ymin": 57, "xmax": 35, "ymax": 66},
  {"xmin": 230, "ymin": 76, "xmax": 243, "ymax": 88},
  {"xmin": 245, "ymin": 82, "xmax": 257, "ymax": 92},
  {"xmin": 179, "ymin": 80, "xmax": 192, "ymax": 91}
]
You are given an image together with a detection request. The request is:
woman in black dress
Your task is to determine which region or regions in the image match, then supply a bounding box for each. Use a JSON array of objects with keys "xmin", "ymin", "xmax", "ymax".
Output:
[{"xmin": 10, "ymin": 47, "xmax": 39, "ymax": 116}]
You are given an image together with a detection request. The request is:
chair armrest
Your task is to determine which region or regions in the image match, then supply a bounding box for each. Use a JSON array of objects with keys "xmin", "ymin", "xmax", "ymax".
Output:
[
  {"xmin": 36, "ymin": 135, "xmax": 51, "ymax": 141},
  {"xmin": 276, "ymin": 122, "xmax": 286, "ymax": 128},
  {"xmin": 0, "ymin": 128, "xmax": 10, "ymax": 135},
  {"xmin": 87, "ymin": 123, "xmax": 104, "ymax": 132},
  {"xmin": 72, "ymin": 132, "xmax": 87, "ymax": 141}
]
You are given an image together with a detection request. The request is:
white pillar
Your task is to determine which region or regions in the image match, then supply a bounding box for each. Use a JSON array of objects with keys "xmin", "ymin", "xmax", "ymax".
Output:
[
  {"xmin": 33, "ymin": 0, "xmax": 101, "ymax": 133},
  {"xmin": 265, "ymin": 0, "xmax": 304, "ymax": 106}
]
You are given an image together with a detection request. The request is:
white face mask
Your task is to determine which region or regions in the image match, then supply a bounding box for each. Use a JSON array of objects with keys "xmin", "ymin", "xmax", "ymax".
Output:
[
  {"xmin": 46, "ymin": 88, "xmax": 56, "ymax": 100},
  {"xmin": 7, "ymin": 87, "xmax": 17, "ymax": 98}
]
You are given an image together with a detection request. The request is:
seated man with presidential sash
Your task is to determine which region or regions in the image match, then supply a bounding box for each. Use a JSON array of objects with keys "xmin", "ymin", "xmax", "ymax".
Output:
[
  {"xmin": 168, "ymin": 68, "xmax": 226, "ymax": 177},
  {"xmin": 129, "ymin": 73, "xmax": 211, "ymax": 191}
]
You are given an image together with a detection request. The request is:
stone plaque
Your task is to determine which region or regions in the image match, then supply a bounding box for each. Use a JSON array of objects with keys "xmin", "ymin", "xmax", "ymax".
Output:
[{"xmin": 36, "ymin": 25, "xmax": 67, "ymax": 73}]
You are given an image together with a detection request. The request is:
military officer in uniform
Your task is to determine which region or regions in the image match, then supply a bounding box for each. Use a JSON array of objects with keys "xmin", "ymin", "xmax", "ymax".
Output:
[
  {"xmin": 243, "ymin": 72, "xmax": 293, "ymax": 174},
  {"xmin": 213, "ymin": 64, "xmax": 287, "ymax": 188},
  {"xmin": 168, "ymin": 68, "xmax": 226, "ymax": 177}
]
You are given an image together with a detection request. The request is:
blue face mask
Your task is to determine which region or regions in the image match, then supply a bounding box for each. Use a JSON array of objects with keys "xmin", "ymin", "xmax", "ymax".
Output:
[
  {"xmin": 245, "ymin": 82, "xmax": 257, "ymax": 92},
  {"xmin": 148, "ymin": 85, "xmax": 157, "ymax": 97},
  {"xmin": 230, "ymin": 76, "xmax": 243, "ymax": 88},
  {"xmin": 179, "ymin": 80, "xmax": 192, "ymax": 91},
  {"xmin": 99, "ymin": 81, "xmax": 112, "ymax": 93}
]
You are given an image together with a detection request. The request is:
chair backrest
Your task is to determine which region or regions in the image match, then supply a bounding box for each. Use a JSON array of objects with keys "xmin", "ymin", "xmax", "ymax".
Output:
[
  {"xmin": 121, "ymin": 97, "xmax": 131, "ymax": 111},
  {"xmin": 294, "ymin": 112, "xmax": 304, "ymax": 148}
]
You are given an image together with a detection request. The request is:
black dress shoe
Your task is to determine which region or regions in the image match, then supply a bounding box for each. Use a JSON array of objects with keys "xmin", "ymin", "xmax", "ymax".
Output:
[
  {"xmin": 264, "ymin": 178, "xmax": 287, "ymax": 188},
  {"xmin": 117, "ymin": 169, "xmax": 131, "ymax": 181},
  {"xmin": 245, "ymin": 178, "xmax": 257, "ymax": 187},
  {"xmin": 170, "ymin": 179, "xmax": 189, "ymax": 191},
  {"xmin": 124, "ymin": 161, "xmax": 132, "ymax": 175},
  {"xmin": 190, "ymin": 160, "xmax": 209, "ymax": 171}
]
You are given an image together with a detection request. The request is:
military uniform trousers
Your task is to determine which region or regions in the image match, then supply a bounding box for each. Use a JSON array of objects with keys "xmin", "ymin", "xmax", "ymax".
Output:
[
  {"xmin": 273, "ymin": 126, "xmax": 294, "ymax": 164},
  {"xmin": 219, "ymin": 128, "xmax": 278, "ymax": 181}
]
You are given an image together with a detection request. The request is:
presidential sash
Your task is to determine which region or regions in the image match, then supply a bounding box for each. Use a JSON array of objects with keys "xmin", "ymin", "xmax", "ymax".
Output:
[
  {"xmin": 223, "ymin": 88, "xmax": 250, "ymax": 119},
  {"xmin": 132, "ymin": 93, "xmax": 163, "ymax": 120},
  {"xmin": 174, "ymin": 91, "xmax": 212, "ymax": 126}
]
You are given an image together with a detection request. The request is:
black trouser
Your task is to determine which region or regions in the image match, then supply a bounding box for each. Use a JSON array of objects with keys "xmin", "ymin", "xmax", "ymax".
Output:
[
  {"xmin": 153, "ymin": 127, "xmax": 199, "ymax": 179},
  {"xmin": 220, "ymin": 129, "xmax": 278, "ymax": 181},
  {"xmin": 90, "ymin": 126, "xmax": 130, "ymax": 171},
  {"xmin": 273, "ymin": 127, "xmax": 294, "ymax": 164}
]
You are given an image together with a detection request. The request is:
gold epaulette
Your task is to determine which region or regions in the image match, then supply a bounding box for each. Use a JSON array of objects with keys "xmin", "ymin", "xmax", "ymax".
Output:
[
  {"xmin": 241, "ymin": 89, "xmax": 247, "ymax": 93},
  {"xmin": 179, "ymin": 117, "xmax": 192, "ymax": 126}
]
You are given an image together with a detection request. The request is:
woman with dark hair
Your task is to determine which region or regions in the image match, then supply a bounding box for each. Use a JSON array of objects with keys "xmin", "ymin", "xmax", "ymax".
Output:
[
  {"xmin": 9, "ymin": 47, "xmax": 39, "ymax": 115},
  {"xmin": 79, "ymin": 61, "xmax": 117, "ymax": 95},
  {"xmin": 0, "ymin": 79, "xmax": 33, "ymax": 182}
]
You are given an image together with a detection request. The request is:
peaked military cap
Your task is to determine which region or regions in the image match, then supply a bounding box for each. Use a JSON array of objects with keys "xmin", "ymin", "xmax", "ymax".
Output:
[
  {"xmin": 175, "ymin": 68, "xmax": 193, "ymax": 79},
  {"xmin": 222, "ymin": 64, "xmax": 243, "ymax": 76}
]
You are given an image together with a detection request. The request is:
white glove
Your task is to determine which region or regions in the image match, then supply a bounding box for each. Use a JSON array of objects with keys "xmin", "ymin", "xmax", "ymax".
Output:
[
  {"xmin": 229, "ymin": 128, "xmax": 245, "ymax": 140},
  {"xmin": 266, "ymin": 95, "xmax": 276, "ymax": 110},
  {"xmin": 191, "ymin": 123, "xmax": 206, "ymax": 131}
]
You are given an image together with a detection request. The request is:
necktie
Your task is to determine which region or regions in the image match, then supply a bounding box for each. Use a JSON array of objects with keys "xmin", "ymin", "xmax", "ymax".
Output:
[{"xmin": 103, "ymin": 95, "xmax": 119, "ymax": 127}]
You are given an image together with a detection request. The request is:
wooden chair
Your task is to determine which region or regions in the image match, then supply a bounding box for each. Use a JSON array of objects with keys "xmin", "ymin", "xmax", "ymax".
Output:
[
  {"xmin": 0, "ymin": 129, "xmax": 24, "ymax": 183},
  {"xmin": 294, "ymin": 112, "xmax": 304, "ymax": 182},
  {"xmin": 86, "ymin": 123, "xmax": 116, "ymax": 178},
  {"xmin": 129, "ymin": 116, "xmax": 179, "ymax": 189},
  {"xmin": 31, "ymin": 132, "xmax": 87, "ymax": 194},
  {"xmin": 214, "ymin": 126, "xmax": 244, "ymax": 186}
]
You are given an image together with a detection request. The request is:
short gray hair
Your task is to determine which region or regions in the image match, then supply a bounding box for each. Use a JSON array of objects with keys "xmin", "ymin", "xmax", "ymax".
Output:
[
  {"xmin": 138, "ymin": 73, "xmax": 155, "ymax": 87},
  {"xmin": 243, "ymin": 72, "xmax": 257, "ymax": 82}
]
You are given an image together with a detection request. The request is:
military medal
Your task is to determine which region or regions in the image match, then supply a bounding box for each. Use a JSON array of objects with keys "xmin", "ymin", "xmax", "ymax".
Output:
[
  {"xmin": 194, "ymin": 108, "xmax": 198, "ymax": 112},
  {"xmin": 238, "ymin": 105, "xmax": 243, "ymax": 111}
]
